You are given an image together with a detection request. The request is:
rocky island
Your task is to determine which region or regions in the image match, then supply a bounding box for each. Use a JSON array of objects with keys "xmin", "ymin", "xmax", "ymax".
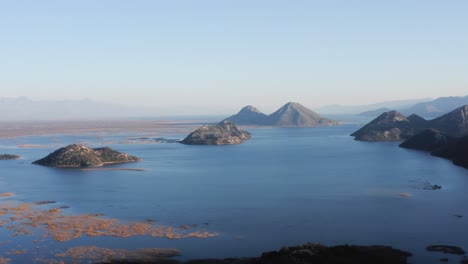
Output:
[
  {"xmin": 32, "ymin": 144, "xmax": 140, "ymax": 168},
  {"xmin": 351, "ymin": 111, "xmax": 427, "ymax": 141},
  {"xmin": 224, "ymin": 102, "xmax": 338, "ymax": 127},
  {"xmin": 0, "ymin": 154, "xmax": 21, "ymax": 160},
  {"xmin": 181, "ymin": 121, "xmax": 251, "ymax": 145}
]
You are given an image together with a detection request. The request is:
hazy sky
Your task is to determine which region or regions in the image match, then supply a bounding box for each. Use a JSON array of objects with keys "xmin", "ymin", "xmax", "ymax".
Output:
[{"xmin": 1, "ymin": 1, "xmax": 467, "ymax": 114}]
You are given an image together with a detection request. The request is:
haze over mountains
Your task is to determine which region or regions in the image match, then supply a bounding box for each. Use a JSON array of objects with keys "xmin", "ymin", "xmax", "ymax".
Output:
[
  {"xmin": 400, "ymin": 96, "xmax": 468, "ymax": 118},
  {"xmin": 316, "ymin": 98, "xmax": 432, "ymax": 115},
  {"xmin": 319, "ymin": 95, "xmax": 468, "ymax": 118},
  {"xmin": 1, "ymin": 95, "xmax": 467, "ymax": 121}
]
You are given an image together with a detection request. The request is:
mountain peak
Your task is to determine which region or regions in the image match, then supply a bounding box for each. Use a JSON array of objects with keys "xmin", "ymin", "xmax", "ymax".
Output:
[
  {"xmin": 240, "ymin": 105, "xmax": 262, "ymax": 114},
  {"xmin": 223, "ymin": 105, "xmax": 269, "ymax": 125},
  {"xmin": 280, "ymin": 102, "xmax": 303, "ymax": 110},
  {"xmin": 268, "ymin": 102, "xmax": 337, "ymax": 127}
]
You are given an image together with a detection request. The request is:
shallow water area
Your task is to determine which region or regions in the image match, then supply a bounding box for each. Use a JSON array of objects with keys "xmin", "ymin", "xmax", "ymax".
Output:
[{"xmin": 1, "ymin": 124, "xmax": 468, "ymax": 263}]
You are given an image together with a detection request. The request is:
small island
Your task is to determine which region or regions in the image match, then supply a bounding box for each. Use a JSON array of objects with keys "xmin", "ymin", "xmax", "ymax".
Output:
[
  {"xmin": 0, "ymin": 154, "xmax": 21, "ymax": 160},
  {"xmin": 32, "ymin": 144, "xmax": 140, "ymax": 168},
  {"xmin": 181, "ymin": 121, "xmax": 251, "ymax": 145}
]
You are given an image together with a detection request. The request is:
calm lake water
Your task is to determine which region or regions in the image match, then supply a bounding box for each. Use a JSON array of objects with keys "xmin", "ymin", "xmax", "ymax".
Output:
[{"xmin": 1, "ymin": 124, "xmax": 468, "ymax": 263}]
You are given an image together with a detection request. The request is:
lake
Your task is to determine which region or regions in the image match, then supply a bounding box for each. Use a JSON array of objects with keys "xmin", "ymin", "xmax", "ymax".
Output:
[{"xmin": 1, "ymin": 124, "xmax": 467, "ymax": 263}]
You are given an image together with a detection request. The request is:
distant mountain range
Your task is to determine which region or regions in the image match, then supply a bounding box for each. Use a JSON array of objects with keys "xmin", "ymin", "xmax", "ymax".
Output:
[
  {"xmin": 400, "ymin": 96, "xmax": 468, "ymax": 118},
  {"xmin": 358, "ymin": 108, "xmax": 392, "ymax": 117},
  {"xmin": 2, "ymin": 95, "xmax": 468, "ymax": 121},
  {"xmin": 316, "ymin": 98, "xmax": 432, "ymax": 115},
  {"xmin": 319, "ymin": 95, "xmax": 468, "ymax": 119},
  {"xmin": 224, "ymin": 102, "xmax": 338, "ymax": 127}
]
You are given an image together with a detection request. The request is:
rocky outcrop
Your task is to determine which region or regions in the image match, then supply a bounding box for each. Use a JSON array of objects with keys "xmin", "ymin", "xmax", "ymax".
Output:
[
  {"xmin": 399, "ymin": 129, "xmax": 456, "ymax": 152},
  {"xmin": 351, "ymin": 111, "xmax": 426, "ymax": 141},
  {"xmin": 181, "ymin": 121, "xmax": 251, "ymax": 145},
  {"xmin": 429, "ymin": 105, "xmax": 468, "ymax": 137},
  {"xmin": 224, "ymin": 102, "xmax": 338, "ymax": 127},
  {"xmin": 0, "ymin": 154, "xmax": 20, "ymax": 160},
  {"xmin": 223, "ymin": 105, "xmax": 269, "ymax": 125},
  {"xmin": 32, "ymin": 144, "xmax": 140, "ymax": 168}
]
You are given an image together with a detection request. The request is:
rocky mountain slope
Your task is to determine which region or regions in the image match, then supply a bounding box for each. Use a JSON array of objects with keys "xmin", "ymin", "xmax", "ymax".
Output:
[
  {"xmin": 267, "ymin": 102, "xmax": 338, "ymax": 127},
  {"xmin": 351, "ymin": 111, "xmax": 426, "ymax": 141},
  {"xmin": 429, "ymin": 105, "xmax": 468, "ymax": 137},
  {"xmin": 181, "ymin": 121, "xmax": 251, "ymax": 145},
  {"xmin": 223, "ymin": 105, "xmax": 269, "ymax": 125}
]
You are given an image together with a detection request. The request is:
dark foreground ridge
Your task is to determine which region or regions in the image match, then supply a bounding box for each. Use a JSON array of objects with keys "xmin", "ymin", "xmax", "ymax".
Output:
[
  {"xmin": 399, "ymin": 129, "xmax": 468, "ymax": 169},
  {"xmin": 0, "ymin": 154, "xmax": 21, "ymax": 160},
  {"xmin": 32, "ymin": 144, "xmax": 140, "ymax": 168},
  {"xmin": 181, "ymin": 121, "xmax": 251, "ymax": 145},
  {"xmin": 99, "ymin": 243, "xmax": 412, "ymax": 264}
]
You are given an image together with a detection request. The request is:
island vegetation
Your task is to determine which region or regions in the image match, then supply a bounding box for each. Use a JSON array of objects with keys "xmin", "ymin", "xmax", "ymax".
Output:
[
  {"xmin": 181, "ymin": 121, "xmax": 251, "ymax": 145},
  {"xmin": 32, "ymin": 144, "xmax": 140, "ymax": 168}
]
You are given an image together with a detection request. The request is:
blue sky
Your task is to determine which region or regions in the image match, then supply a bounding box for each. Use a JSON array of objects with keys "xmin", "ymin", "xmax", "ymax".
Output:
[{"xmin": 1, "ymin": 1, "xmax": 467, "ymax": 114}]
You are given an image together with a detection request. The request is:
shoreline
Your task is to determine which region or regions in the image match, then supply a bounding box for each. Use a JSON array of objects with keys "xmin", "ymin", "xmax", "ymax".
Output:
[{"xmin": 0, "ymin": 119, "xmax": 205, "ymax": 139}]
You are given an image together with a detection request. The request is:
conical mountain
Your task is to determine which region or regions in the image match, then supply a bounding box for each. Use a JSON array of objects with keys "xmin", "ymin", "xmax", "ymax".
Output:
[
  {"xmin": 351, "ymin": 111, "xmax": 426, "ymax": 141},
  {"xmin": 267, "ymin": 102, "xmax": 337, "ymax": 127},
  {"xmin": 429, "ymin": 105, "xmax": 468, "ymax": 137},
  {"xmin": 223, "ymin": 105, "xmax": 269, "ymax": 125}
]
